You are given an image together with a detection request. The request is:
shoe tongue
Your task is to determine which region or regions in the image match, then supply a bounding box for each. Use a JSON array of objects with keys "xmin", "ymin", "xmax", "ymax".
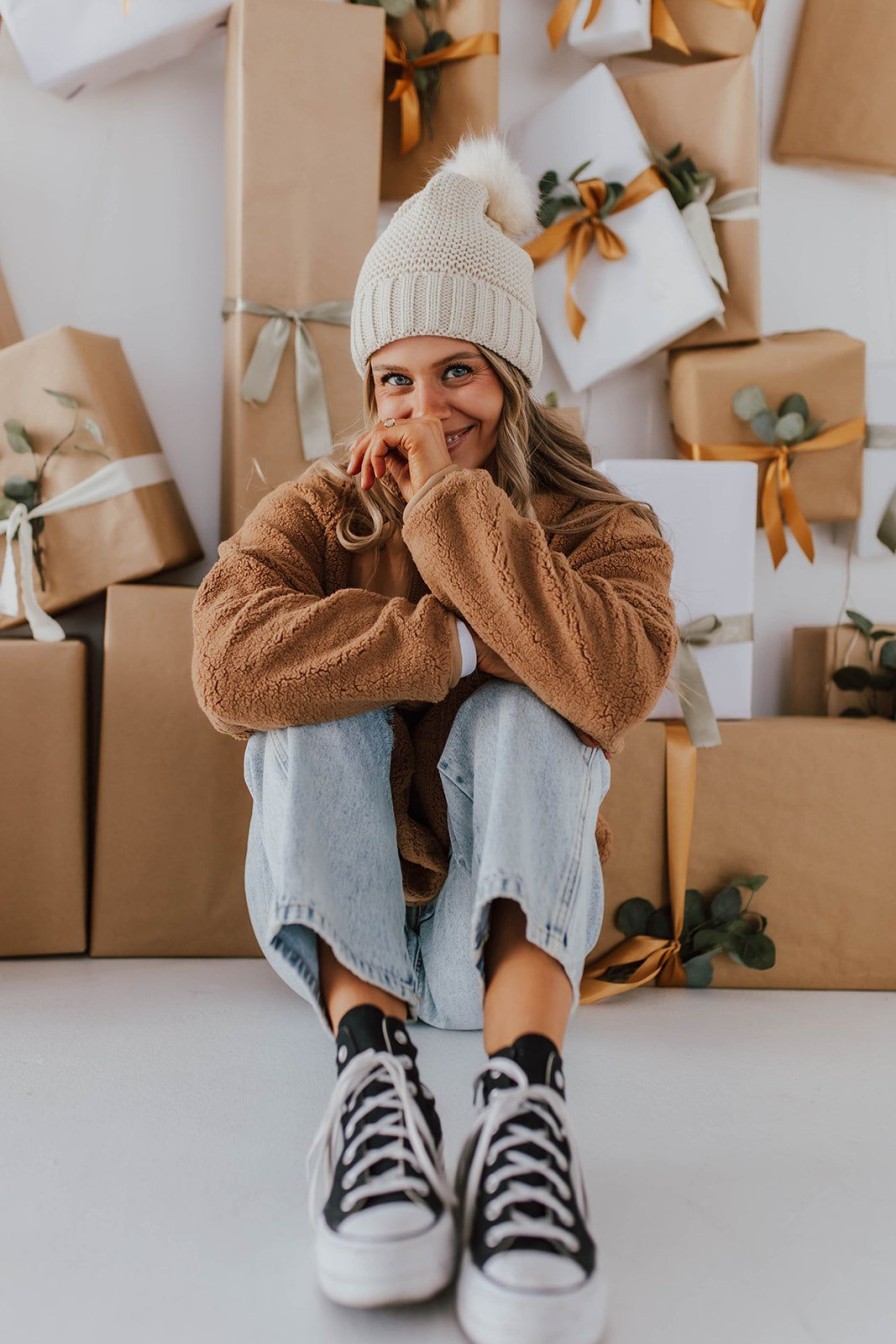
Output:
[
  {"xmin": 487, "ymin": 1033, "xmax": 565, "ymax": 1098},
  {"xmin": 335, "ymin": 1004, "xmax": 416, "ymax": 1073}
]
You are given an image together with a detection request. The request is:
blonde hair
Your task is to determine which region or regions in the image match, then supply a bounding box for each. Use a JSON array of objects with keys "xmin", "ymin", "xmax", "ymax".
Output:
[{"xmin": 315, "ymin": 345, "xmax": 663, "ymax": 553}]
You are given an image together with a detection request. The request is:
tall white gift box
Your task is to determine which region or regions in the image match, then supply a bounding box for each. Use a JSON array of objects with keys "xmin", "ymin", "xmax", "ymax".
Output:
[
  {"xmin": 0, "ymin": 0, "xmax": 229, "ymax": 99},
  {"xmin": 509, "ymin": 65, "xmax": 723, "ymax": 393},
  {"xmin": 563, "ymin": 0, "xmax": 652, "ymax": 60},
  {"xmin": 599, "ymin": 459, "xmax": 757, "ymax": 728}
]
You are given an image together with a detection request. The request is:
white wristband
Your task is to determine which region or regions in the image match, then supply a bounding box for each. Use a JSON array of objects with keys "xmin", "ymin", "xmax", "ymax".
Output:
[{"xmin": 455, "ymin": 618, "xmax": 478, "ymax": 678}]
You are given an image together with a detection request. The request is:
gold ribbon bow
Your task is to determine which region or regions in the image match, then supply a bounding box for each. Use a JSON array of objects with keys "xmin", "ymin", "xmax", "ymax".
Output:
[
  {"xmin": 580, "ymin": 723, "xmax": 695, "ymax": 1003},
  {"xmin": 384, "ymin": 29, "xmax": 500, "ymax": 156},
  {"xmin": 674, "ymin": 418, "xmax": 866, "ymax": 569},
  {"xmin": 547, "ymin": 0, "xmax": 763, "ymax": 53},
  {"xmin": 523, "ymin": 167, "xmax": 666, "ymax": 340}
]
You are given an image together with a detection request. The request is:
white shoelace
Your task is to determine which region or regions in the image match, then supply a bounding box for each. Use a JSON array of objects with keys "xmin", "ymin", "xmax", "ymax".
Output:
[
  {"xmin": 460, "ymin": 1057, "xmax": 589, "ymax": 1255},
  {"xmin": 306, "ymin": 1049, "xmax": 456, "ymax": 1222}
]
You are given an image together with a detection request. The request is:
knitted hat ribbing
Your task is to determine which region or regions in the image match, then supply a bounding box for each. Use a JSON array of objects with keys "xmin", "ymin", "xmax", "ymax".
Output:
[{"xmin": 350, "ymin": 134, "xmax": 543, "ymax": 387}]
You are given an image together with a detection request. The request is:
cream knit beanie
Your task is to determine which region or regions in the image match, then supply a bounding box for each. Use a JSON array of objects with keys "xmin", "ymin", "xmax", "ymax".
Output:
[{"xmin": 350, "ymin": 133, "xmax": 543, "ymax": 387}]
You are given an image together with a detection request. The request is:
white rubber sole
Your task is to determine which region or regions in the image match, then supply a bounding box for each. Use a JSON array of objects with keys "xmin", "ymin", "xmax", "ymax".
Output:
[
  {"xmin": 315, "ymin": 1207, "xmax": 457, "ymax": 1308},
  {"xmin": 456, "ymin": 1251, "xmax": 610, "ymax": 1344}
]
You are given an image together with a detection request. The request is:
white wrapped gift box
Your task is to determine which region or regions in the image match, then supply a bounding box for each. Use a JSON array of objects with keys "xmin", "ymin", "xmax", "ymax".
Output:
[
  {"xmin": 0, "ymin": 0, "xmax": 229, "ymax": 99},
  {"xmin": 599, "ymin": 458, "xmax": 758, "ymax": 724},
  {"xmin": 565, "ymin": 0, "xmax": 652, "ymax": 61},
  {"xmin": 509, "ymin": 65, "xmax": 723, "ymax": 393}
]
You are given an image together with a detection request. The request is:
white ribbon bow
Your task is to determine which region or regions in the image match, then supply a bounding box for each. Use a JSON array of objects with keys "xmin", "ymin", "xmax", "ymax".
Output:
[{"xmin": 0, "ymin": 453, "xmax": 174, "ymax": 641}]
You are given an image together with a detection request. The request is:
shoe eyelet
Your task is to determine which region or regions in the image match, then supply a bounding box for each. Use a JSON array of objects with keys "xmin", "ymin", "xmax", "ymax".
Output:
[
  {"xmin": 485, "ymin": 1229, "xmax": 500, "ymax": 1249},
  {"xmin": 555, "ymin": 1069, "xmax": 564, "ymax": 1088},
  {"xmin": 484, "ymin": 1200, "xmax": 499, "ymax": 1220},
  {"xmin": 484, "ymin": 1175, "xmax": 498, "ymax": 1194},
  {"xmin": 336, "ymin": 1044, "xmax": 348, "ymax": 1063},
  {"xmin": 394, "ymin": 1030, "xmax": 407, "ymax": 1044}
]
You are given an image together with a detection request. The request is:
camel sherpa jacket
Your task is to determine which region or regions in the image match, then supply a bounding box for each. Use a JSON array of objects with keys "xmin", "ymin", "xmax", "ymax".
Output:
[{"xmin": 192, "ymin": 461, "xmax": 678, "ymax": 905}]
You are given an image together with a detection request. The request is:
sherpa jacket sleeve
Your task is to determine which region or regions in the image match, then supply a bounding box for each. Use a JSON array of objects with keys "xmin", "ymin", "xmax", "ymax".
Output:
[
  {"xmin": 191, "ymin": 471, "xmax": 463, "ymax": 739},
  {"xmin": 401, "ymin": 464, "xmax": 679, "ymax": 752}
]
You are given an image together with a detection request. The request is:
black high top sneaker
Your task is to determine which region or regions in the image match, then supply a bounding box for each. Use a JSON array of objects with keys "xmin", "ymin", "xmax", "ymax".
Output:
[
  {"xmin": 454, "ymin": 1033, "xmax": 609, "ymax": 1344},
  {"xmin": 306, "ymin": 1003, "xmax": 457, "ymax": 1308}
]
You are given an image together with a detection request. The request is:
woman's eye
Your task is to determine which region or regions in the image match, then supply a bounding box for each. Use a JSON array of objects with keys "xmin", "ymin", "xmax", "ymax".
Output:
[
  {"xmin": 445, "ymin": 364, "xmax": 473, "ymax": 379},
  {"xmin": 380, "ymin": 372, "xmax": 412, "ymax": 387}
]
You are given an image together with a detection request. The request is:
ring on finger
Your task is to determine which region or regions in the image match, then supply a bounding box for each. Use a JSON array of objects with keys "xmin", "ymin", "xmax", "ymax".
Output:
[{"xmin": 383, "ymin": 417, "xmax": 396, "ymax": 428}]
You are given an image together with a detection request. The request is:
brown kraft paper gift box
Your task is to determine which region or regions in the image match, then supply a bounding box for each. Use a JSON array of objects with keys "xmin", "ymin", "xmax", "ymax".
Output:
[
  {"xmin": 222, "ymin": 0, "xmax": 384, "ymax": 537},
  {"xmin": 90, "ymin": 585, "xmax": 257, "ymax": 957},
  {"xmin": 668, "ymin": 330, "xmax": 865, "ymax": 536},
  {"xmin": 618, "ymin": 57, "xmax": 759, "ymax": 348},
  {"xmin": 774, "ymin": 0, "xmax": 896, "ymax": 176},
  {"xmin": 379, "ymin": 0, "xmax": 500, "ymax": 201},
  {"xmin": 590, "ymin": 719, "xmax": 896, "ymax": 991},
  {"xmin": 0, "ymin": 264, "xmax": 21, "ymax": 349},
  {"xmin": 654, "ymin": 0, "xmax": 762, "ymax": 60},
  {"xmin": 0, "ymin": 327, "xmax": 201, "ymax": 634},
  {"xmin": 0, "ymin": 639, "xmax": 87, "ymax": 955},
  {"xmin": 789, "ymin": 625, "xmax": 896, "ymax": 720}
]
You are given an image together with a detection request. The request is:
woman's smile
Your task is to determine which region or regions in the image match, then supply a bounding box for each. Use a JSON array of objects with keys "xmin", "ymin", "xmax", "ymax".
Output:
[{"xmin": 445, "ymin": 424, "xmax": 475, "ymax": 449}]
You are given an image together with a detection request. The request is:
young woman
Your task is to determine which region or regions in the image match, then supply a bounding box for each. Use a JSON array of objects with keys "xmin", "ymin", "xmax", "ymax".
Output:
[{"xmin": 192, "ymin": 135, "xmax": 678, "ymax": 1344}]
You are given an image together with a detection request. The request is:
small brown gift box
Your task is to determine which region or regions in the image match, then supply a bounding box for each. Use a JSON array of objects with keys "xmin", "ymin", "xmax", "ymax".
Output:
[
  {"xmin": 669, "ymin": 330, "xmax": 866, "ymax": 564},
  {"xmin": 656, "ymin": 0, "xmax": 762, "ymax": 60},
  {"xmin": 222, "ymin": 0, "xmax": 384, "ymax": 536},
  {"xmin": 618, "ymin": 57, "xmax": 759, "ymax": 348},
  {"xmin": 90, "ymin": 585, "xmax": 257, "ymax": 957},
  {"xmin": 0, "ymin": 265, "xmax": 21, "ymax": 349},
  {"xmin": 774, "ymin": 0, "xmax": 896, "ymax": 176},
  {"xmin": 379, "ymin": 0, "xmax": 500, "ymax": 201},
  {"xmin": 0, "ymin": 639, "xmax": 87, "ymax": 955},
  {"xmin": 0, "ymin": 327, "xmax": 201, "ymax": 635},
  {"xmin": 587, "ymin": 719, "xmax": 896, "ymax": 993},
  {"xmin": 790, "ymin": 625, "xmax": 896, "ymax": 720}
]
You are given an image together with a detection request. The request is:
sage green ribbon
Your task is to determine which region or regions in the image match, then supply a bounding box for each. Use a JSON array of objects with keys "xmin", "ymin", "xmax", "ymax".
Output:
[
  {"xmin": 867, "ymin": 425, "xmax": 896, "ymax": 553},
  {"xmin": 674, "ymin": 613, "xmax": 754, "ymax": 748},
  {"xmin": 222, "ymin": 297, "xmax": 353, "ymax": 461}
]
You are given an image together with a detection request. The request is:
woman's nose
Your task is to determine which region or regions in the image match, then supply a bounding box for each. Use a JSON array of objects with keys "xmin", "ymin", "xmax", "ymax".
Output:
[{"xmin": 412, "ymin": 380, "xmax": 452, "ymax": 420}]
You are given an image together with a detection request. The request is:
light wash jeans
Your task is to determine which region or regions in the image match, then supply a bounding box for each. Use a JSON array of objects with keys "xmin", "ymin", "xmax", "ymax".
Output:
[{"xmin": 242, "ymin": 680, "xmax": 611, "ymax": 1036}]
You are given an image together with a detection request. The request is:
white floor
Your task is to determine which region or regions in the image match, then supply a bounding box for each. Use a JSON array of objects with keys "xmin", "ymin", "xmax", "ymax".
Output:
[{"xmin": 1, "ymin": 959, "xmax": 893, "ymax": 1344}]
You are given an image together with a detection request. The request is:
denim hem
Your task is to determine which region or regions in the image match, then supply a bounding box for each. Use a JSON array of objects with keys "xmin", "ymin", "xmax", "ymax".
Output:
[
  {"xmin": 267, "ymin": 904, "xmax": 420, "ymax": 1023},
  {"xmin": 471, "ymin": 872, "xmax": 585, "ymax": 1004}
]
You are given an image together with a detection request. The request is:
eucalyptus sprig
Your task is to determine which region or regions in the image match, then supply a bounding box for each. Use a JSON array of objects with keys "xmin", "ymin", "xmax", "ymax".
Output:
[
  {"xmin": 649, "ymin": 142, "xmax": 714, "ymax": 211},
  {"xmin": 1, "ymin": 389, "xmax": 110, "ymax": 591},
  {"xmin": 535, "ymin": 158, "xmax": 620, "ymax": 229},
  {"xmin": 831, "ymin": 609, "xmax": 896, "ymax": 719},
  {"xmin": 732, "ymin": 384, "xmax": 826, "ymax": 448},
  {"xmin": 353, "ymin": 0, "xmax": 453, "ymax": 143},
  {"xmin": 598, "ymin": 874, "xmax": 774, "ymax": 989}
]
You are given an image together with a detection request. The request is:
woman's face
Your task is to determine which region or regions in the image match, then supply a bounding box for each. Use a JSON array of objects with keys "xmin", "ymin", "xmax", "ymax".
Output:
[{"xmin": 369, "ymin": 336, "xmax": 504, "ymax": 473}]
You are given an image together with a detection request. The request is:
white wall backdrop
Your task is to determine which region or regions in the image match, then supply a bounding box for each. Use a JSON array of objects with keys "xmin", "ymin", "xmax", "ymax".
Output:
[{"xmin": 1, "ymin": 0, "xmax": 894, "ymax": 714}]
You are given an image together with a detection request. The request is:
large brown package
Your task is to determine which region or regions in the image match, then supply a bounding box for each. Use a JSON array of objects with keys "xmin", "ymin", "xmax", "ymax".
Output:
[
  {"xmin": 656, "ymin": 0, "xmax": 763, "ymax": 60},
  {"xmin": 618, "ymin": 58, "xmax": 759, "ymax": 348},
  {"xmin": 0, "ymin": 639, "xmax": 87, "ymax": 955},
  {"xmin": 90, "ymin": 585, "xmax": 258, "ymax": 957},
  {"xmin": 0, "ymin": 327, "xmax": 201, "ymax": 636},
  {"xmin": 774, "ymin": 0, "xmax": 896, "ymax": 176},
  {"xmin": 669, "ymin": 330, "xmax": 865, "ymax": 567},
  {"xmin": 789, "ymin": 624, "xmax": 896, "ymax": 719},
  {"xmin": 0, "ymin": 265, "xmax": 21, "ymax": 349},
  {"xmin": 584, "ymin": 719, "xmax": 896, "ymax": 995},
  {"xmin": 222, "ymin": 0, "xmax": 385, "ymax": 537},
  {"xmin": 380, "ymin": 0, "xmax": 500, "ymax": 201}
]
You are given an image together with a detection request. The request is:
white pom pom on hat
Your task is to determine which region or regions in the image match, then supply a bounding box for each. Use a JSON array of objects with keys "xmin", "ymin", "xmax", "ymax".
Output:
[{"xmin": 350, "ymin": 132, "xmax": 543, "ymax": 386}]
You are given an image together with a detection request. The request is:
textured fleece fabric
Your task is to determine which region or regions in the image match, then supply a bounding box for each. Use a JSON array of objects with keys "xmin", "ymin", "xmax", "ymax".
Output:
[{"xmin": 191, "ymin": 461, "xmax": 678, "ymax": 906}]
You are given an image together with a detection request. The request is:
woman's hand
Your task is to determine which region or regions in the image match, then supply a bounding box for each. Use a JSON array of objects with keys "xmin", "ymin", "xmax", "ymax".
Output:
[{"xmin": 346, "ymin": 415, "xmax": 455, "ymax": 506}]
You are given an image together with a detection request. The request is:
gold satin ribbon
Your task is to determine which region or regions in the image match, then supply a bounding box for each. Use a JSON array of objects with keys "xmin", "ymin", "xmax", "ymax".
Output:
[
  {"xmin": 547, "ymin": 0, "xmax": 763, "ymax": 53},
  {"xmin": 523, "ymin": 167, "xmax": 666, "ymax": 340},
  {"xmin": 384, "ymin": 29, "xmax": 500, "ymax": 155},
  {"xmin": 675, "ymin": 418, "xmax": 866, "ymax": 570},
  {"xmin": 580, "ymin": 723, "xmax": 694, "ymax": 1004}
]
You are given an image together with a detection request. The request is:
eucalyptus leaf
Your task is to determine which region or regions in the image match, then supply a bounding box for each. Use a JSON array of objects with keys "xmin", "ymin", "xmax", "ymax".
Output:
[
  {"xmin": 614, "ymin": 897, "xmax": 654, "ymax": 938},
  {"xmin": 738, "ymin": 932, "xmax": 776, "ymax": 971},
  {"xmin": 878, "ymin": 639, "xmax": 896, "ymax": 670},
  {"xmin": 692, "ymin": 928, "xmax": 729, "ymax": 954},
  {"xmin": 729, "ymin": 873, "xmax": 768, "ymax": 893},
  {"xmin": 832, "ymin": 665, "xmax": 870, "ymax": 691},
  {"xmin": 423, "ymin": 28, "xmax": 453, "ymax": 53},
  {"xmin": 664, "ymin": 143, "xmax": 683, "ymax": 160},
  {"xmin": 750, "ymin": 410, "xmax": 778, "ymax": 445},
  {"xmin": 683, "ymin": 888, "xmax": 706, "ymax": 933},
  {"xmin": 82, "ymin": 417, "xmax": 105, "ymax": 445},
  {"xmin": 4, "ymin": 420, "xmax": 33, "ymax": 455},
  {"xmin": 846, "ymin": 609, "xmax": 874, "ymax": 637},
  {"xmin": 776, "ymin": 411, "xmax": 806, "ymax": 444},
  {"xmin": 413, "ymin": 68, "xmax": 434, "ymax": 92},
  {"xmin": 646, "ymin": 906, "xmax": 674, "ymax": 940},
  {"xmin": 0, "ymin": 496, "xmax": 15, "ymax": 520},
  {"xmin": 777, "ymin": 393, "xmax": 809, "ymax": 420},
  {"xmin": 683, "ymin": 955, "xmax": 714, "ymax": 988},
  {"xmin": 381, "ymin": 0, "xmax": 416, "ymax": 16},
  {"xmin": 732, "ymin": 385, "xmax": 768, "ymax": 422},
  {"xmin": 537, "ymin": 197, "xmax": 565, "ymax": 229},
  {"xmin": 2, "ymin": 474, "xmax": 37, "ymax": 503},
  {"xmin": 42, "ymin": 388, "xmax": 79, "ymax": 410},
  {"xmin": 869, "ymin": 627, "xmax": 896, "ymax": 641},
  {"xmin": 710, "ymin": 885, "xmax": 742, "ymax": 923},
  {"xmin": 804, "ymin": 418, "xmax": 826, "ymax": 439},
  {"xmin": 538, "ymin": 169, "xmax": 560, "ymax": 196},
  {"xmin": 543, "ymin": 390, "xmax": 559, "ymax": 408},
  {"xmin": 568, "ymin": 157, "xmax": 593, "ymax": 182}
]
